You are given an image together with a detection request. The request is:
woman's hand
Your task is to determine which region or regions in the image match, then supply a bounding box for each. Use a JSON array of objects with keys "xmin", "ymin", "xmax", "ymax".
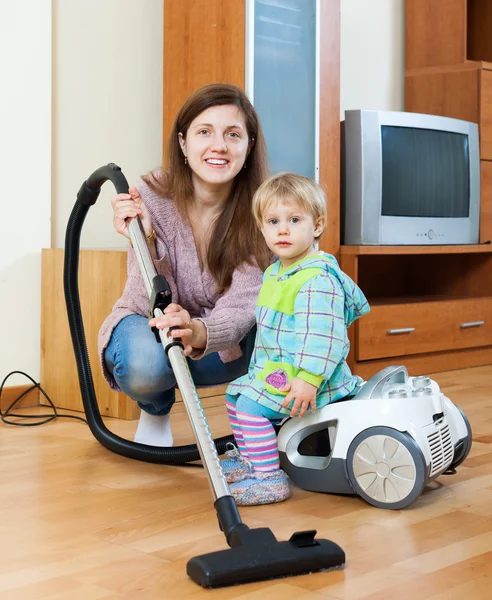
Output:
[
  {"xmin": 148, "ymin": 303, "xmax": 207, "ymax": 355},
  {"xmin": 280, "ymin": 377, "xmax": 317, "ymax": 417},
  {"xmin": 111, "ymin": 186, "xmax": 152, "ymax": 239}
]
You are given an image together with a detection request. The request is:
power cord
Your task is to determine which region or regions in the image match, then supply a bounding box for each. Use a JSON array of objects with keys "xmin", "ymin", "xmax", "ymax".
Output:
[
  {"xmin": 1, "ymin": 372, "xmax": 205, "ymax": 468},
  {"xmin": 0, "ymin": 370, "xmax": 88, "ymax": 427}
]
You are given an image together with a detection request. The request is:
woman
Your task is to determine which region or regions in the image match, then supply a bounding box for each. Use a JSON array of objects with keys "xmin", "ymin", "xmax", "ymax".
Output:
[{"xmin": 98, "ymin": 84, "xmax": 271, "ymax": 447}]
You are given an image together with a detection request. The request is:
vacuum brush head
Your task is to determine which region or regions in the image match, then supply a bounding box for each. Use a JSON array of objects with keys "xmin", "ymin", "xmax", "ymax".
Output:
[{"xmin": 187, "ymin": 529, "xmax": 345, "ymax": 588}]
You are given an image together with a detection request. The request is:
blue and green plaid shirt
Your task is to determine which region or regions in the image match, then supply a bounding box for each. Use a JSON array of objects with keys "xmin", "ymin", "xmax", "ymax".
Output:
[{"xmin": 226, "ymin": 252, "xmax": 370, "ymax": 415}]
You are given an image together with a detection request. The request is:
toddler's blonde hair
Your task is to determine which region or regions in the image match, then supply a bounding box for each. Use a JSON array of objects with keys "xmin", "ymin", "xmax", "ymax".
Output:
[{"xmin": 252, "ymin": 172, "xmax": 327, "ymax": 240}]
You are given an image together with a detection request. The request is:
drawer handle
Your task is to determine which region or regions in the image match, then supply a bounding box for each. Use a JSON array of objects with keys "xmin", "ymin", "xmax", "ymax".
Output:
[
  {"xmin": 460, "ymin": 320, "xmax": 485, "ymax": 329},
  {"xmin": 387, "ymin": 327, "xmax": 415, "ymax": 335}
]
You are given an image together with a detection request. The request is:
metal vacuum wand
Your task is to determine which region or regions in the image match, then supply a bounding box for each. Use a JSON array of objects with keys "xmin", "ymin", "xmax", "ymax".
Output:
[{"xmin": 127, "ymin": 218, "xmax": 231, "ymax": 501}]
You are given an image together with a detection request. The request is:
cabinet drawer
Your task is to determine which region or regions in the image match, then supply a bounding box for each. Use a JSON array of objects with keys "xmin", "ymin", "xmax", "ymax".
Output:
[{"xmin": 357, "ymin": 298, "xmax": 492, "ymax": 360}]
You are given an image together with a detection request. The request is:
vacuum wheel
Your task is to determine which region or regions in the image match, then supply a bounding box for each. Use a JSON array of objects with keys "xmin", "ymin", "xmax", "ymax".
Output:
[
  {"xmin": 449, "ymin": 404, "xmax": 472, "ymax": 470},
  {"xmin": 346, "ymin": 427, "xmax": 426, "ymax": 510}
]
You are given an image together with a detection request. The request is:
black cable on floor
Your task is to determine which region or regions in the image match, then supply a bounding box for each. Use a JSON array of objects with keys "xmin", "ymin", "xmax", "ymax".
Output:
[
  {"xmin": 0, "ymin": 370, "xmax": 88, "ymax": 426},
  {"xmin": 0, "ymin": 370, "xmax": 204, "ymax": 467}
]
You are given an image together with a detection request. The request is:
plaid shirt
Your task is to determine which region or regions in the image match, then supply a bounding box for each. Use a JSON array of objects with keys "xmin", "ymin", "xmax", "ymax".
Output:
[{"xmin": 227, "ymin": 252, "xmax": 370, "ymax": 415}]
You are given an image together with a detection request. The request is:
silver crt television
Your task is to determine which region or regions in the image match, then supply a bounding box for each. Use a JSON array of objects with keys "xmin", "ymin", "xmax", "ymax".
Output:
[{"xmin": 341, "ymin": 110, "xmax": 480, "ymax": 245}]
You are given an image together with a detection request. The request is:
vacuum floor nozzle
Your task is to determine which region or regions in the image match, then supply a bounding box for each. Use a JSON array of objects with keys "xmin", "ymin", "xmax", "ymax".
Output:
[{"xmin": 187, "ymin": 528, "xmax": 345, "ymax": 588}]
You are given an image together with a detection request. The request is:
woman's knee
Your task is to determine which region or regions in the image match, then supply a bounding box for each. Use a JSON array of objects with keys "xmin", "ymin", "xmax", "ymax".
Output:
[
  {"xmin": 118, "ymin": 354, "xmax": 175, "ymax": 397},
  {"xmin": 105, "ymin": 316, "xmax": 175, "ymax": 396}
]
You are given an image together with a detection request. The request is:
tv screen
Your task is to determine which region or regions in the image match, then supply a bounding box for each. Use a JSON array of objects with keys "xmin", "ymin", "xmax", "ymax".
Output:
[{"xmin": 381, "ymin": 126, "xmax": 470, "ymax": 218}]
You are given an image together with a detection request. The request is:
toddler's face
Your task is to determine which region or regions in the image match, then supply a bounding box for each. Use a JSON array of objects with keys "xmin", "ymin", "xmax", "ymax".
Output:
[{"xmin": 261, "ymin": 198, "xmax": 324, "ymax": 268}]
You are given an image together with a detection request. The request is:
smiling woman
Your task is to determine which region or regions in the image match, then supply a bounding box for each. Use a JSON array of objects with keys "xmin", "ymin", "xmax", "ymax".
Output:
[
  {"xmin": 98, "ymin": 84, "xmax": 272, "ymax": 448},
  {"xmin": 179, "ymin": 104, "xmax": 252, "ymax": 188},
  {"xmin": 177, "ymin": 104, "xmax": 255, "ymax": 271}
]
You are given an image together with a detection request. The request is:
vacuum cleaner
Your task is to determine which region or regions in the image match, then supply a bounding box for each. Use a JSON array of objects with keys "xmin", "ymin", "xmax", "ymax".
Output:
[
  {"xmin": 278, "ymin": 366, "xmax": 472, "ymax": 509},
  {"xmin": 64, "ymin": 163, "xmax": 345, "ymax": 588}
]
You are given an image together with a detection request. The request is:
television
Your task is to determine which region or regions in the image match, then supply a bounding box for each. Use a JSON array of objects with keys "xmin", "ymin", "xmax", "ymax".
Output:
[{"xmin": 341, "ymin": 109, "xmax": 480, "ymax": 245}]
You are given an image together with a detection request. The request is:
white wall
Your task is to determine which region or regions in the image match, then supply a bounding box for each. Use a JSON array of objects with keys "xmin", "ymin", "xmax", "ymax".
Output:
[
  {"xmin": 52, "ymin": 0, "xmax": 164, "ymax": 250},
  {"xmin": 0, "ymin": 1, "xmax": 51, "ymax": 386},
  {"xmin": 341, "ymin": 0, "xmax": 405, "ymax": 118}
]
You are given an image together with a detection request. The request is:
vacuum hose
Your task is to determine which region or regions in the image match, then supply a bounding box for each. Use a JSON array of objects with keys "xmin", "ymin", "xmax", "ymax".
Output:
[{"xmin": 63, "ymin": 163, "xmax": 234, "ymax": 464}]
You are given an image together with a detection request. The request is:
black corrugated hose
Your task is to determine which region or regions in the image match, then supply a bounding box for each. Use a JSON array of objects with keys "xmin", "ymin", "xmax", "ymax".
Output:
[{"xmin": 63, "ymin": 164, "xmax": 233, "ymax": 464}]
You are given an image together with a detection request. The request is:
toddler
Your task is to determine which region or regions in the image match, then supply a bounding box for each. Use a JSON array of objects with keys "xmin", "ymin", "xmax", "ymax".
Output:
[{"xmin": 222, "ymin": 172, "xmax": 370, "ymax": 505}]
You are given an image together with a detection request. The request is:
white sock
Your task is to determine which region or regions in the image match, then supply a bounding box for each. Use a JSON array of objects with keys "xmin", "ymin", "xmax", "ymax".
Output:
[{"xmin": 134, "ymin": 410, "xmax": 173, "ymax": 447}]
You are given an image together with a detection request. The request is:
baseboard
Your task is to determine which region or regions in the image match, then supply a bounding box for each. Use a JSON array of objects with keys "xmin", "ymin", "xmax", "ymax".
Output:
[{"xmin": 1, "ymin": 385, "xmax": 40, "ymax": 412}]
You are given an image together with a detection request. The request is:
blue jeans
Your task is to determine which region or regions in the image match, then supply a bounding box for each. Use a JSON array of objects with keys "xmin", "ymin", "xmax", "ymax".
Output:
[{"xmin": 104, "ymin": 314, "xmax": 255, "ymax": 416}]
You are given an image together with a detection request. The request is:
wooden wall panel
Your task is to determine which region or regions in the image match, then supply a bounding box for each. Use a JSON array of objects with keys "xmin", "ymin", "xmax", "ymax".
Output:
[
  {"xmin": 405, "ymin": 69, "xmax": 479, "ymax": 123},
  {"xmin": 319, "ymin": 0, "xmax": 341, "ymax": 257},
  {"xmin": 163, "ymin": 0, "xmax": 245, "ymax": 150},
  {"xmin": 480, "ymin": 69, "xmax": 492, "ymax": 160},
  {"xmin": 405, "ymin": 0, "xmax": 467, "ymax": 71},
  {"xmin": 1, "ymin": 386, "xmax": 39, "ymax": 412},
  {"xmin": 40, "ymin": 249, "xmax": 137, "ymax": 420},
  {"xmin": 481, "ymin": 159, "xmax": 492, "ymax": 243}
]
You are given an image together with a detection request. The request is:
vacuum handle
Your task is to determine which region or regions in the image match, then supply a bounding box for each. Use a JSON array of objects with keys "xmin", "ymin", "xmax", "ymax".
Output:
[
  {"xmin": 77, "ymin": 163, "xmax": 130, "ymax": 206},
  {"xmin": 76, "ymin": 162, "xmax": 158, "ymax": 298},
  {"xmin": 355, "ymin": 365, "xmax": 408, "ymax": 400},
  {"xmin": 86, "ymin": 163, "xmax": 129, "ymax": 194}
]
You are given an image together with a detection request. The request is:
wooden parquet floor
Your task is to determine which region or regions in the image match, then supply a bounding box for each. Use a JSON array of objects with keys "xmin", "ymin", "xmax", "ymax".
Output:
[{"xmin": 1, "ymin": 365, "xmax": 492, "ymax": 599}]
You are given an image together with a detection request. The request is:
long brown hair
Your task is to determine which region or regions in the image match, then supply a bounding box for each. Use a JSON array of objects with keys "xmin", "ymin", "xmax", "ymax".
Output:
[{"xmin": 144, "ymin": 83, "xmax": 271, "ymax": 293}]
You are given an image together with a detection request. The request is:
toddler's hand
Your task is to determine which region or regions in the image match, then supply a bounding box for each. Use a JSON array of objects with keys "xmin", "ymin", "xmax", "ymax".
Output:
[{"xmin": 280, "ymin": 377, "xmax": 317, "ymax": 417}]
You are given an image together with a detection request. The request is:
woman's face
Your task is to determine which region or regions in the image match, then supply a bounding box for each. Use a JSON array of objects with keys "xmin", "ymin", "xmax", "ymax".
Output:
[{"xmin": 179, "ymin": 104, "xmax": 251, "ymax": 190}]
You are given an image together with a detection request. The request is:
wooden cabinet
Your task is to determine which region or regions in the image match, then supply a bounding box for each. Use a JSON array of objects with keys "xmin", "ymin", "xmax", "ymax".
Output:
[
  {"xmin": 406, "ymin": 65, "xmax": 492, "ymax": 242},
  {"xmin": 406, "ymin": 67, "xmax": 492, "ymax": 159},
  {"xmin": 344, "ymin": 1, "xmax": 492, "ymax": 380},
  {"xmin": 405, "ymin": 0, "xmax": 492, "ymax": 70},
  {"xmin": 405, "ymin": 1, "xmax": 492, "ymax": 244},
  {"xmin": 340, "ymin": 246, "xmax": 492, "ymax": 380}
]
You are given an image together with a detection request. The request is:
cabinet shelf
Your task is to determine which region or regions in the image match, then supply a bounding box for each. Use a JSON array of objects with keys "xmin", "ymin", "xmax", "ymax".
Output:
[
  {"xmin": 340, "ymin": 244, "xmax": 492, "ymax": 256},
  {"xmin": 340, "ymin": 245, "xmax": 492, "ymax": 378},
  {"xmin": 406, "ymin": 0, "xmax": 492, "ymax": 70}
]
